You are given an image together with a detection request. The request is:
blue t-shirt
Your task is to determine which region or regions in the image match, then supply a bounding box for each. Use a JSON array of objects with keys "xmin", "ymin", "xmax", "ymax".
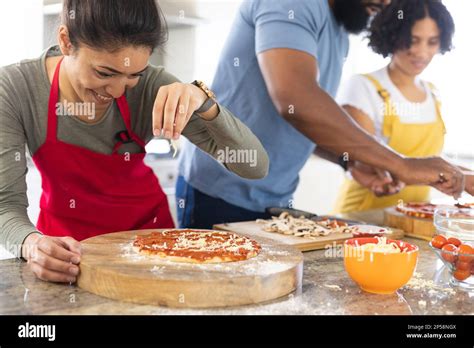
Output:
[{"xmin": 179, "ymin": 0, "xmax": 349, "ymax": 212}]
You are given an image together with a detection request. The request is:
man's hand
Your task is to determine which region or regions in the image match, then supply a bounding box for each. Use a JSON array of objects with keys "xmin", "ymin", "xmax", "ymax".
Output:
[
  {"xmin": 350, "ymin": 161, "xmax": 404, "ymax": 197},
  {"xmin": 397, "ymin": 157, "xmax": 465, "ymax": 198}
]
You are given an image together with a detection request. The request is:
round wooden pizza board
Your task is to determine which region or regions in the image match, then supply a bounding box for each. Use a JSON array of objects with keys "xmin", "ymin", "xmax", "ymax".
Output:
[
  {"xmin": 77, "ymin": 229, "xmax": 303, "ymax": 308},
  {"xmin": 383, "ymin": 207, "xmax": 435, "ymax": 241}
]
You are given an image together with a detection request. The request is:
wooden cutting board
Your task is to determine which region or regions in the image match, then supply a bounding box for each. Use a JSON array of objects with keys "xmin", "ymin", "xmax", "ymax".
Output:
[
  {"xmin": 77, "ymin": 229, "xmax": 303, "ymax": 308},
  {"xmin": 213, "ymin": 221, "xmax": 404, "ymax": 252},
  {"xmin": 383, "ymin": 207, "xmax": 435, "ymax": 241}
]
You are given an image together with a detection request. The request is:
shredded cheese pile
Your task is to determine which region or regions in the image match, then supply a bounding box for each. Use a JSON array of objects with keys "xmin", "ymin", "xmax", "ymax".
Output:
[
  {"xmin": 170, "ymin": 231, "xmax": 255, "ymax": 253},
  {"xmin": 403, "ymin": 272, "xmax": 456, "ymax": 295},
  {"xmin": 135, "ymin": 230, "xmax": 259, "ymax": 254},
  {"xmin": 356, "ymin": 237, "xmax": 403, "ymax": 254}
]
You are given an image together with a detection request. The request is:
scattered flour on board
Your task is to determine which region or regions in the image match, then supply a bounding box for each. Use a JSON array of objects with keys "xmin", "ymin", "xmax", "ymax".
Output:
[
  {"xmin": 119, "ymin": 241, "xmax": 294, "ymax": 276},
  {"xmin": 321, "ymin": 284, "xmax": 342, "ymax": 291}
]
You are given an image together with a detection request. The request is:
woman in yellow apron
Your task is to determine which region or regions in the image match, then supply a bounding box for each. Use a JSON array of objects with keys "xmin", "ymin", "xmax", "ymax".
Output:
[
  {"xmin": 334, "ymin": 0, "xmax": 458, "ymax": 213},
  {"xmin": 334, "ymin": 75, "xmax": 445, "ymax": 212}
]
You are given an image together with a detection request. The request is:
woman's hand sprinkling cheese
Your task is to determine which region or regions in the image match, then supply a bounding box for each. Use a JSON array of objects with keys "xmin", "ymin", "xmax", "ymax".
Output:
[{"xmin": 152, "ymin": 82, "xmax": 219, "ymax": 140}]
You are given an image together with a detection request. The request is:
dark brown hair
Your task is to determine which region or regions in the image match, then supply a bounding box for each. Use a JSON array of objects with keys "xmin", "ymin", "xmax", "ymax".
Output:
[
  {"xmin": 61, "ymin": 0, "xmax": 168, "ymax": 52},
  {"xmin": 368, "ymin": 0, "xmax": 454, "ymax": 57}
]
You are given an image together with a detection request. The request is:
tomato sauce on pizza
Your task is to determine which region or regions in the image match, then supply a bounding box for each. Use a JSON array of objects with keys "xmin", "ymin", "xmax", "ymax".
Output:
[
  {"xmin": 133, "ymin": 229, "xmax": 262, "ymax": 263},
  {"xmin": 396, "ymin": 202, "xmax": 438, "ymax": 219},
  {"xmin": 396, "ymin": 202, "xmax": 474, "ymax": 219}
]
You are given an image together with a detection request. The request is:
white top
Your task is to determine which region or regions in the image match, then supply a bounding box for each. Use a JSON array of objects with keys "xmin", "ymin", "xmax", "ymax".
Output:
[{"xmin": 337, "ymin": 67, "xmax": 439, "ymax": 144}]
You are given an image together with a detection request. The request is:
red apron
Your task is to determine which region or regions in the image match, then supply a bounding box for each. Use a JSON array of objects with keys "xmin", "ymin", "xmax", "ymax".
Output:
[{"xmin": 33, "ymin": 58, "xmax": 174, "ymax": 240}]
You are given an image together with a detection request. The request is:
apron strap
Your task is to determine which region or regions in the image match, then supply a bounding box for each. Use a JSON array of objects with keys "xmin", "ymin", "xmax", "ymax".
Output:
[
  {"xmin": 113, "ymin": 95, "xmax": 146, "ymax": 154},
  {"xmin": 362, "ymin": 74, "xmax": 397, "ymax": 138},
  {"xmin": 426, "ymin": 81, "xmax": 446, "ymax": 134},
  {"xmin": 46, "ymin": 56, "xmax": 64, "ymax": 143}
]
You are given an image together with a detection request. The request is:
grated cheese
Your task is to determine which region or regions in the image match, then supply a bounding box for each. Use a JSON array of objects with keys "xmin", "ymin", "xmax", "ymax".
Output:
[{"xmin": 357, "ymin": 237, "xmax": 403, "ymax": 254}]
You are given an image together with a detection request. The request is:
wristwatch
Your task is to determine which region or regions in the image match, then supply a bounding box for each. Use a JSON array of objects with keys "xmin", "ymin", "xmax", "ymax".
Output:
[{"xmin": 191, "ymin": 80, "xmax": 217, "ymax": 114}]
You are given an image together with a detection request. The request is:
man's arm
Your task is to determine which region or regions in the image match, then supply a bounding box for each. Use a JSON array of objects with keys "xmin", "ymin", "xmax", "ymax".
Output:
[
  {"xmin": 258, "ymin": 49, "xmax": 403, "ymax": 171},
  {"xmin": 257, "ymin": 48, "xmax": 464, "ymax": 197},
  {"xmin": 313, "ymin": 104, "xmax": 377, "ymax": 165},
  {"xmin": 314, "ymin": 142, "xmax": 402, "ymax": 197},
  {"xmin": 313, "ymin": 147, "xmax": 340, "ymax": 165}
]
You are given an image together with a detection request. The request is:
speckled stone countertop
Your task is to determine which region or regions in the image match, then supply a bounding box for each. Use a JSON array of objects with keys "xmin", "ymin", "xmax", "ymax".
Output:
[{"xmin": 1, "ymin": 210, "xmax": 473, "ymax": 315}]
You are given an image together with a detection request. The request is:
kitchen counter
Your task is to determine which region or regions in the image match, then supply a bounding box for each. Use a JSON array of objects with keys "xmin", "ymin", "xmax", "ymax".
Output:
[{"xmin": 1, "ymin": 210, "xmax": 473, "ymax": 315}]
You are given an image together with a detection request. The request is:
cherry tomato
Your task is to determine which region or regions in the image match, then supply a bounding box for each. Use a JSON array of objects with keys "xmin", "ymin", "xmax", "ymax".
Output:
[
  {"xmin": 458, "ymin": 244, "xmax": 474, "ymax": 263},
  {"xmin": 455, "ymin": 260, "xmax": 471, "ymax": 271},
  {"xmin": 453, "ymin": 269, "xmax": 470, "ymax": 281},
  {"xmin": 441, "ymin": 244, "xmax": 458, "ymax": 264},
  {"xmin": 431, "ymin": 235, "xmax": 447, "ymax": 249},
  {"xmin": 447, "ymin": 237, "xmax": 462, "ymax": 247}
]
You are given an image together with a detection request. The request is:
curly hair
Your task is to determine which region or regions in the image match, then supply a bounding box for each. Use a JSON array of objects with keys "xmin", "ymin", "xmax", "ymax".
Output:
[{"xmin": 368, "ymin": 0, "xmax": 455, "ymax": 58}]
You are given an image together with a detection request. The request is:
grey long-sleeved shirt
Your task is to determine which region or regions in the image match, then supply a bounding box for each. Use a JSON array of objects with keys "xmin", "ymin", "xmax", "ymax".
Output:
[{"xmin": 0, "ymin": 46, "xmax": 269, "ymax": 258}]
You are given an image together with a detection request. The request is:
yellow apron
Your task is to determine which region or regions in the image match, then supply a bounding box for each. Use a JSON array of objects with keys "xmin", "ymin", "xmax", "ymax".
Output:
[{"xmin": 333, "ymin": 74, "xmax": 446, "ymax": 213}]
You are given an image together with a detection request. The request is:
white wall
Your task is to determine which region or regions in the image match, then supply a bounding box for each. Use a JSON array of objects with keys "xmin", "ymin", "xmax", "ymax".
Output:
[{"xmin": 0, "ymin": 0, "xmax": 43, "ymax": 67}]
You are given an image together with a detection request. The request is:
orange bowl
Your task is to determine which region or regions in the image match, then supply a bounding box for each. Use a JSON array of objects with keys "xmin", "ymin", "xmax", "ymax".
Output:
[{"xmin": 344, "ymin": 238, "xmax": 419, "ymax": 294}]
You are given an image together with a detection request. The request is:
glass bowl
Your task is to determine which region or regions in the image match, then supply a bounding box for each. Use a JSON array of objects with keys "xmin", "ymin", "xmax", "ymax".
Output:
[{"xmin": 430, "ymin": 208, "xmax": 474, "ymax": 289}]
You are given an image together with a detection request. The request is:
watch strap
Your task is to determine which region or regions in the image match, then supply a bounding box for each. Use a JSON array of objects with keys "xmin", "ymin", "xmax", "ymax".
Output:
[
  {"xmin": 195, "ymin": 97, "xmax": 216, "ymax": 114},
  {"xmin": 191, "ymin": 80, "xmax": 217, "ymax": 114}
]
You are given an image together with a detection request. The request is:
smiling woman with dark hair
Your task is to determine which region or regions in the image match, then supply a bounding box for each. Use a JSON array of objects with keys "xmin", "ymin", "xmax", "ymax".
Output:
[
  {"xmin": 0, "ymin": 0, "xmax": 269, "ymax": 283},
  {"xmin": 334, "ymin": 0, "xmax": 473, "ymax": 213}
]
